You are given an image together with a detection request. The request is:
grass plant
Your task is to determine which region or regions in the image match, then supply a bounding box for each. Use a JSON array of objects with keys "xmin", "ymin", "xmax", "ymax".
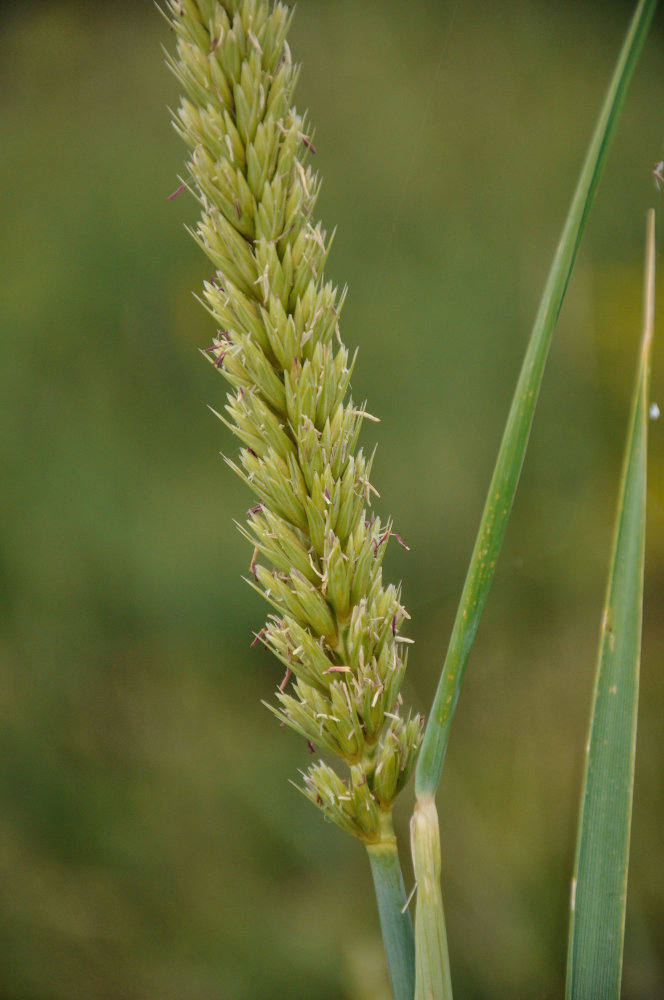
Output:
[{"xmin": 163, "ymin": 1, "xmax": 658, "ymax": 995}]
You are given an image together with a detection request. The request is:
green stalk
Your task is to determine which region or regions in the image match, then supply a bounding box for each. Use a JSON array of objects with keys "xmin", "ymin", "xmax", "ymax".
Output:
[
  {"xmin": 366, "ymin": 818, "xmax": 416, "ymax": 1000},
  {"xmin": 415, "ymin": 0, "xmax": 658, "ymax": 799},
  {"xmin": 411, "ymin": 796, "xmax": 453, "ymax": 1000},
  {"xmin": 565, "ymin": 210, "xmax": 655, "ymax": 1000}
]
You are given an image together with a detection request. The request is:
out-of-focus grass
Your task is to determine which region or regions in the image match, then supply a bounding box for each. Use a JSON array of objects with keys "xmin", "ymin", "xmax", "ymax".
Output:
[{"xmin": 0, "ymin": 2, "xmax": 662, "ymax": 998}]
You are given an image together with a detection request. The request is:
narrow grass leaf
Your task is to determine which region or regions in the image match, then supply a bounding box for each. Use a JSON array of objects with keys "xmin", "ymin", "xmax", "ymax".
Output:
[
  {"xmin": 415, "ymin": 0, "xmax": 658, "ymax": 797},
  {"xmin": 565, "ymin": 209, "xmax": 655, "ymax": 1000}
]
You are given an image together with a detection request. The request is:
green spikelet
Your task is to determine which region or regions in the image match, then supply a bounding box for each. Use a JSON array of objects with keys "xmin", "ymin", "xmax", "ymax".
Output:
[{"xmin": 166, "ymin": 0, "xmax": 423, "ymax": 841}]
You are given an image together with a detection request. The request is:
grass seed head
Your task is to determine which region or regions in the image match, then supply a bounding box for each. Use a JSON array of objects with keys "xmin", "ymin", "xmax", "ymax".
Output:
[{"xmin": 168, "ymin": 0, "xmax": 422, "ymax": 840}]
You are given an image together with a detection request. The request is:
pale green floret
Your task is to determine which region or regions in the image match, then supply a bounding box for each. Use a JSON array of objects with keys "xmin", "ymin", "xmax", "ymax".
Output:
[
  {"xmin": 241, "ymin": 507, "xmax": 317, "ymax": 583},
  {"xmin": 301, "ymin": 762, "xmax": 370, "ymax": 840},
  {"xmin": 373, "ymin": 712, "xmax": 423, "ymax": 806},
  {"xmin": 167, "ymin": 0, "xmax": 423, "ymax": 840},
  {"xmin": 262, "ymin": 615, "xmax": 334, "ymax": 692}
]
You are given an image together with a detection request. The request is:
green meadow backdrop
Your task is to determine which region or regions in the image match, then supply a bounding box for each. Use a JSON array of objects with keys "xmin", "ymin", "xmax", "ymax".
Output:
[{"xmin": 1, "ymin": 2, "xmax": 662, "ymax": 997}]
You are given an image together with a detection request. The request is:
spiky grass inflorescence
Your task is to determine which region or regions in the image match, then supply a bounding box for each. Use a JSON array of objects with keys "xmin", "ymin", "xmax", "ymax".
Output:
[{"xmin": 166, "ymin": 0, "xmax": 423, "ymax": 842}]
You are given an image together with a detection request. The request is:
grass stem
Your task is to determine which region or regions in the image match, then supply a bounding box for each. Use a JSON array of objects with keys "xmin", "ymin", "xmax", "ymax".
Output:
[{"xmin": 366, "ymin": 816, "xmax": 416, "ymax": 1000}]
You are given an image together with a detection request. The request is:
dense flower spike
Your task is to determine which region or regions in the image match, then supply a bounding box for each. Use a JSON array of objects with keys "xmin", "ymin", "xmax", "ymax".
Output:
[{"xmin": 167, "ymin": 0, "xmax": 423, "ymax": 841}]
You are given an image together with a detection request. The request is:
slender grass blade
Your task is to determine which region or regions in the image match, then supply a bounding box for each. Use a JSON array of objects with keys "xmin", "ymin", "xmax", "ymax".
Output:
[
  {"xmin": 415, "ymin": 0, "xmax": 658, "ymax": 798},
  {"xmin": 565, "ymin": 210, "xmax": 655, "ymax": 1000}
]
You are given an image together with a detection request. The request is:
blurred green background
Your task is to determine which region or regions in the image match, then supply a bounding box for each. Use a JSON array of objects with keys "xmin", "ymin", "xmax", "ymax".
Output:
[{"xmin": 1, "ymin": 1, "xmax": 663, "ymax": 997}]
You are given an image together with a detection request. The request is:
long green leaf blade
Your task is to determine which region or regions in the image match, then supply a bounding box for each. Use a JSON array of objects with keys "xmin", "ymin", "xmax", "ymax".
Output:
[
  {"xmin": 415, "ymin": 0, "xmax": 658, "ymax": 797},
  {"xmin": 565, "ymin": 210, "xmax": 655, "ymax": 999}
]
